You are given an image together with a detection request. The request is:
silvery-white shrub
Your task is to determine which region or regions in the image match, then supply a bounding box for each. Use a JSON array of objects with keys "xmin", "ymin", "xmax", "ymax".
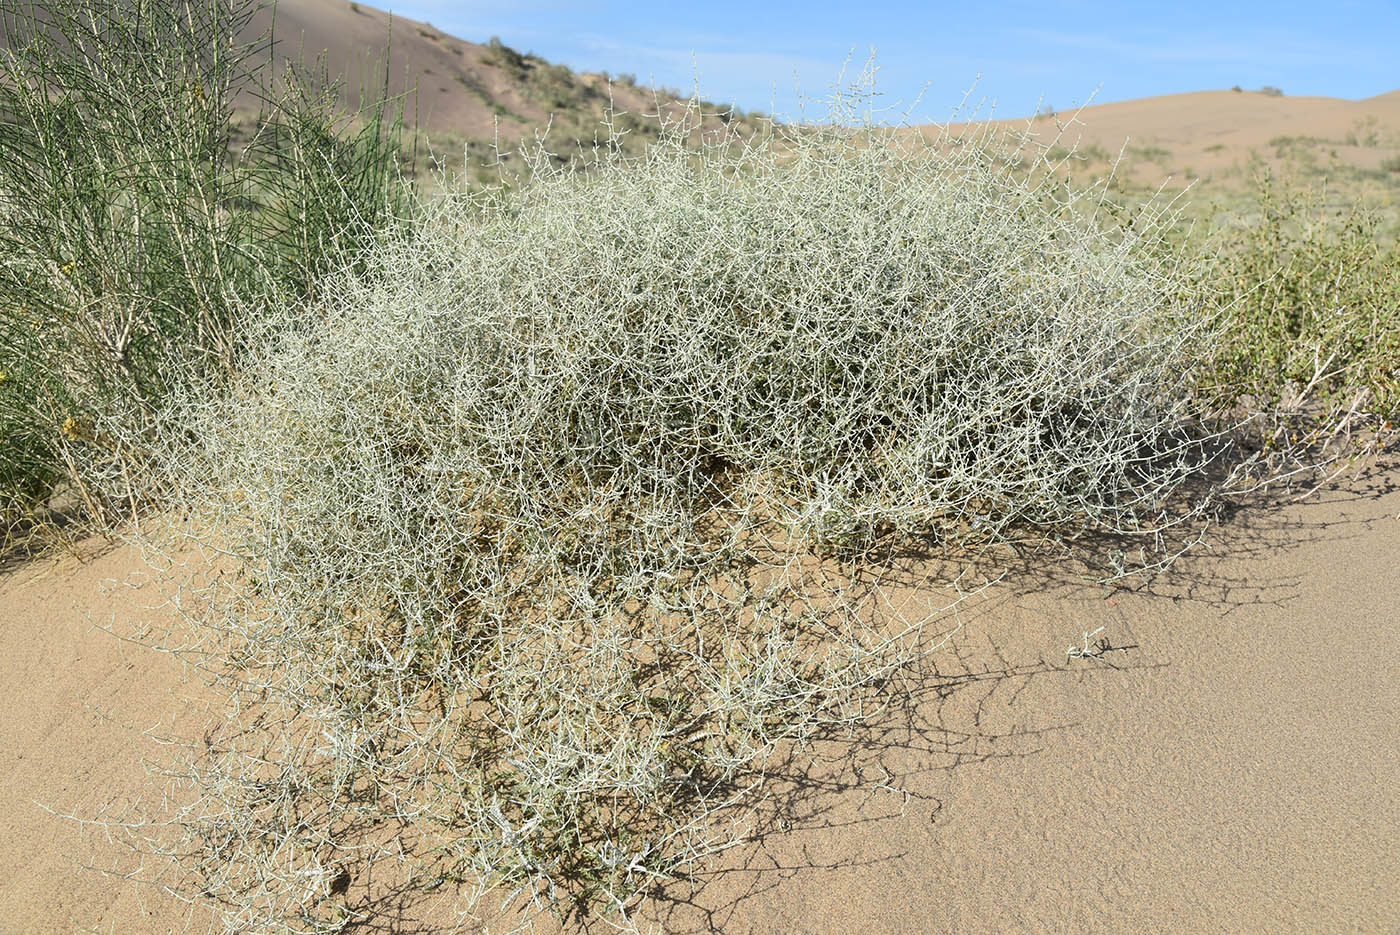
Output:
[{"xmin": 126, "ymin": 75, "xmax": 1225, "ymax": 932}]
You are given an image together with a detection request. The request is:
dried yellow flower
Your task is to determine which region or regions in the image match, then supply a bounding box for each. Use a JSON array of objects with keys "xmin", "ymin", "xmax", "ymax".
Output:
[{"xmin": 60, "ymin": 415, "xmax": 90, "ymax": 442}]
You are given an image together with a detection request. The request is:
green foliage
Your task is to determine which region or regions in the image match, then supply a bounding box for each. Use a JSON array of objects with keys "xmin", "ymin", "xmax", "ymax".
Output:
[
  {"xmin": 1130, "ymin": 144, "xmax": 1172, "ymax": 164},
  {"xmin": 453, "ymin": 71, "xmax": 524, "ymax": 121},
  {"xmin": 0, "ymin": 0, "xmax": 412, "ymax": 541},
  {"xmin": 1047, "ymin": 142, "xmax": 1110, "ymax": 165},
  {"xmin": 482, "ymin": 35, "xmax": 527, "ymax": 77},
  {"xmin": 1344, "ymin": 116, "xmax": 1382, "ymax": 148},
  {"xmin": 479, "ymin": 36, "xmax": 603, "ymax": 113},
  {"xmin": 1197, "ymin": 169, "xmax": 1400, "ymax": 432}
]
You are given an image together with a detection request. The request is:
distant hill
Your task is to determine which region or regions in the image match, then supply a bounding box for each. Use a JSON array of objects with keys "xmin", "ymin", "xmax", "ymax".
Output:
[
  {"xmin": 240, "ymin": 0, "xmax": 758, "ymax": 178},
  {"xmin": 233, "ymin": 3, "xmax": 1400, "ymax": 199},
  {"xmin": 937, "ymin": 88, "xmax": 1400, "ymax": 204}
]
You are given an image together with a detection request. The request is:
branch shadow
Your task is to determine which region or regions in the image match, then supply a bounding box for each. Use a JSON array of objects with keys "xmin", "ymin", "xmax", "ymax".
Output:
[
  {"xmin": 587, "ymin": 457, "xmax": 1400, "ymax": 934},
  {"xmin": 631, "ymin": 623, "xmax": 1167, "ymax": 935}
]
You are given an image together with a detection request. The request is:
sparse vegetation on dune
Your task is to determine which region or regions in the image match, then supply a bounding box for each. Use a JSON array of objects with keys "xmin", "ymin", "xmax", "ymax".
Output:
[
  {"xmin": 1, "ymin": 3, "xmax": 1396, "ymax": 933},
  {"xmin": 413, "ymin": 33, "xmax": 756, "ymax": 180}
]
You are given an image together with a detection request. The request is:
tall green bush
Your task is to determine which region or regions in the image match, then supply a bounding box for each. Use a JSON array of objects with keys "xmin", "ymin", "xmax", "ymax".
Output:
[{"xmin": 0, "ymin": 0, "xmax": 411, "ymax": 543}]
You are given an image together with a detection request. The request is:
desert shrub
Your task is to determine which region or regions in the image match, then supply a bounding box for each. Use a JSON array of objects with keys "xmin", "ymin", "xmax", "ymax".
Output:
[
  {"xmin": 1259, "ymin": 85, "xmax": 1284, "ymax": 97},
  {"xmin": 483, "ymin": 35, "xmax": 528, "ymax": 77},
  {"xmin": 123, "ymin": 74, "xmax": 1240, "ymax": 931},
  {"xmin": 1196, "ymin": 169, "xmax": 1400, "ymax": 441},
  {"xmin": 1345, "ymin": 116, "xmax": 1381, "ymax": 148},
  {"xmin": 1130, "ymin": 144, "xmax": 1171, "ymax": 164},
  {"xmin": 0, "ymin": 0, "xmax": 411, "ymax": 543},
  {"xmin": 532, "ymin": 61, "xmax": 583, "ymax": 110}
]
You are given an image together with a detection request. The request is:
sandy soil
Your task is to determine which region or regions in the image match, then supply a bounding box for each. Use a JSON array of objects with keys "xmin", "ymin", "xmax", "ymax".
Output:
[{"xmin": 2, "ymin": 462, "xmax": 1398, "ymax": 933}]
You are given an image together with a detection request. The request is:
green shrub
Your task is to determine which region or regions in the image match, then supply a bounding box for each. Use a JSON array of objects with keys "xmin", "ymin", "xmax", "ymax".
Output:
[
  {"xmin": 0, "ymin": 0, "xmax": 411, "ymax": 543},
  {"xmin": 1196, "ymin": 169, "xmax": 1400, "ymax": 437},
  {"xmin": 1130, "ymin": 144, "xmax": 1172, "ymax": 164},
  {"xmin": 132, "ymin": 81, "xmax": 1235, "ymax": 930},
  {"xmin": 1345, "ymin": 116, "xmax": 1381, "ymax": 148},
  {"xmin": 483, "ymin": 35, "xmax": 528, "ymax": 77}
]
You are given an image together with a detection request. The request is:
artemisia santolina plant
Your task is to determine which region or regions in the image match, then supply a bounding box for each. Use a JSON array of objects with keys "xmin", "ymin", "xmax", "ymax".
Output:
[{"xmin": 123, "ymin": 66, "xmax": 1233, "ymax": 932}]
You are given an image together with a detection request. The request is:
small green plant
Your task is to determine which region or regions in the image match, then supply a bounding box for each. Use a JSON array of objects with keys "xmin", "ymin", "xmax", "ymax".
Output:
[
  {"xmin": 453, "ymin": 71, "xmax": 525, "ymax": 122},
  {"xmin": 1344, "ymin": 116, "xmax": 1381, "ymax": 148},
  {"xmin": 1258, "ymin": 85, "xmax": 1284, "ymax": 97},
  {"xmin": 1130, "ymin": 144, "xmax": 1171, "ymax": 165},
  {"xmin": 1196, "ymin": 167, "xmax": 1400, "ymax": 442},
  {"xmin": 1081, "ymin": 142, "xmax": 1110, "ymax": 162},
  {"xmin": 483, "ymin": 35, "xmax": 528, "ymax": 77},
  {"xmin": 530, "ymin": 61, "xmax": 586, "ymax": 110}
]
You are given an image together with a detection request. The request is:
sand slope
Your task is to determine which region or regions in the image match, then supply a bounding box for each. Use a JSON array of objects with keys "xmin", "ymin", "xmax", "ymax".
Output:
[
  {"xmin": 1013, "ymin": 89, "xmax": 1400, "ymax": 183},
  {"xmin": 0, "ymin": 544, "xmax": 208, "ymax": 934},
  {"xmin": 1027, "ymin": 88, "xmax": 1400, "ymax": 150},
  {"xmin": 2, "ymin": 463, "xmax": 1398, "ymax": 933},
  {"xmin": 233, "ymin": 0, "xmax": 735, "ymax": 146}
]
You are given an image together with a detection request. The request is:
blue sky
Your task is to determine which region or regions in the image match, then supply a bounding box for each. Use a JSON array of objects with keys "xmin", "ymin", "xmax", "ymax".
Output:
[{"xmin": 382, "ymin": 1, "xmax": 1398, "ymax": 121}]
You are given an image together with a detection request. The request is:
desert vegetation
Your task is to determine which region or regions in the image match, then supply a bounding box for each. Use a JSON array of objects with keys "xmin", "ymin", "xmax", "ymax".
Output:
[
  {"xmin": 1195, "ymin": 169, "xmax": 1400, "ymax": 442},
  {"xmin": 1, "ymin": 2, "xmax": 1396, "ymax": 933},
  {"xmin": 0, "ymin": 0, "xmax": 412, "ymax": 546}
]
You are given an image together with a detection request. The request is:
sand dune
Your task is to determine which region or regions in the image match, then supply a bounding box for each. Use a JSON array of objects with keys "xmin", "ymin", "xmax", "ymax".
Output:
[
  {"xmin": 4, "ymin": 460, "xmax": 1397, "ymax": 933},
  {"xmin": 1036, "ymin": 88, "xmax": 1400, "ymax": 149},
  {"xmin": 1010, "ymin": 88, "xmax": 1400, "ymax": 183},
  {"xmin": 239, "ymin": 1, "xmax": 1400, "ymax": 194},
  {"xmin": 235, "ymin": 0, "xmax": 708, "ymax": 145}
]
